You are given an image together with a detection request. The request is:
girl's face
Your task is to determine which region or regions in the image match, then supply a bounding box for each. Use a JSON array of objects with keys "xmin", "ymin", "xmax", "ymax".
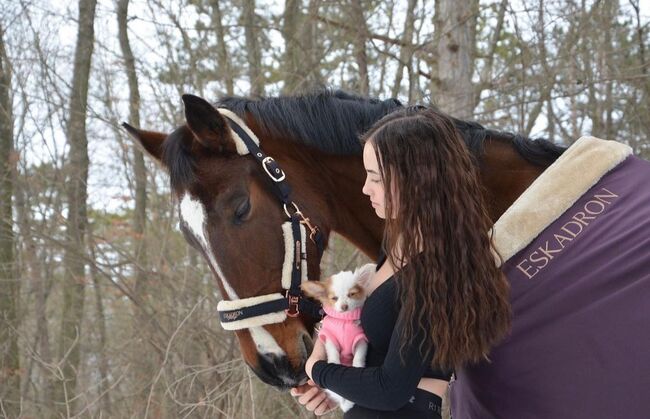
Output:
[{"xmin": 362, "ymin": 142, "xmax": 387, "ymax": 219}]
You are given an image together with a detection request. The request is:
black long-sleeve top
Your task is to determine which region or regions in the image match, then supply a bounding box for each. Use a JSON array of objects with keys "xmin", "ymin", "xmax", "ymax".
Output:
[{"xmin": 311, "ymin": 255, "xmax": 452, "ymax": 411}]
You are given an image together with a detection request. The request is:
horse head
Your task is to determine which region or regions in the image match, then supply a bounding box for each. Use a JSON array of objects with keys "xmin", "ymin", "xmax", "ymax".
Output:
[{"xmin": 124, "ymin": 94, "xmax": 333, "ymax": 388}]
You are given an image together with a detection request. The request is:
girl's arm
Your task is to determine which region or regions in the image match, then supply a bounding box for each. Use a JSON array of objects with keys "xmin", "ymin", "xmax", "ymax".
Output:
[{"xmin": 307, "ymin": 313, "xmax": 434, "ymax": 411}]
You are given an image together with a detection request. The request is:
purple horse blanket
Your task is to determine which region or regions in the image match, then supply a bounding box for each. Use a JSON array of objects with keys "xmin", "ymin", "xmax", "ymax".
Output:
[{"xmin": 450, "ymin": 136, "xmax": 650, "ymax": 419}]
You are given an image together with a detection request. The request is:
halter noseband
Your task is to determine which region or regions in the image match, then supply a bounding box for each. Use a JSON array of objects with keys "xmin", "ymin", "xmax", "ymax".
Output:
[{"xmin": 215, "ymin": 108, "xmax": 325, "ymax": 330}]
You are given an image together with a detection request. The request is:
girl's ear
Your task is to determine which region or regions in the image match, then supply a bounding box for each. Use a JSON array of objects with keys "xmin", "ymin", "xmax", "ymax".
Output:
[
  {"xmin": 301, "ymin": 280, "xmax": 328, "ymax": 299},
  {"xmin": 354, "ymin": 263, "xmax": 377, "ymax": 287}
]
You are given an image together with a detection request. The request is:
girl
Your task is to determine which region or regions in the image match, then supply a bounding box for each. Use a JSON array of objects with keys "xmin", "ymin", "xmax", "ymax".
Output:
[{"xmin": 292, "ymin": 107, "xmax": 511, "ymax": 418}]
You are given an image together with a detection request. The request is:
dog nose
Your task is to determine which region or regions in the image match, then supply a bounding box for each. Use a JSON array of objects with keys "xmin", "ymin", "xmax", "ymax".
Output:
[{"xmin": 341, "ymin": 303, "xmax": 348, "ymax": 311}]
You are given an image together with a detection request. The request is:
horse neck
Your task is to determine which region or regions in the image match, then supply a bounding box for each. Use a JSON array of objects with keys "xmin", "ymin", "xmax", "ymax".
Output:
[
  {"xmin": 257, "ymin": 134, "xmax": 384, "ymax": 261},
  {"xmin": 479, "ymin": 137, "xmax": 550, "ymax": 222},
  {"xmin": 318, "ymin": 152, "xmax": 384, "ymax": 259}
]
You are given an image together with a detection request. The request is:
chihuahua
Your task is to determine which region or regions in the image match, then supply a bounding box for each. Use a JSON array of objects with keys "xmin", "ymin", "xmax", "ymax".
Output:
[{"xmin": 301, "ymin": 263, "xmax": 376, "ymax": 412}]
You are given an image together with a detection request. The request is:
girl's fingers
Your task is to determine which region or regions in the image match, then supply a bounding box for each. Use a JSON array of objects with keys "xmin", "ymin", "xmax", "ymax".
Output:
[
  {"xmin": 291, "ymin": 381, "xmax": 315, "ymax": 397},
  {"xmin": 292, "ymin": 380, "xmax": 339, "ymax": 415},
  {"xmin": 297, "ymin": 386, "xmax": 321, "ymax": 405},
  {"xmin": 305, "ymin": 391, "xmax": 328, "ymax": 412},
  {"xmin": 290, "ymin": 383, "xmax": 308, "ymax": 397},
  {"xmin": 315, "ymin": 397, "xmax": 339, "ymax": 416}
]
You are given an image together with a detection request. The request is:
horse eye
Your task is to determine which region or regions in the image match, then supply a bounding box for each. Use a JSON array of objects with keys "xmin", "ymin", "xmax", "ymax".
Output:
[{"xmin": 234, "ymin": 198, "xmax": 251, "ymax": 223}]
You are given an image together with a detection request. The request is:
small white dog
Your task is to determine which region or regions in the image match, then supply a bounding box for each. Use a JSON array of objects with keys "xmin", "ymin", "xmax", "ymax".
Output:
[{"xmin": 301, "ymin": 263, "xmax": 376, "ymax": 412}]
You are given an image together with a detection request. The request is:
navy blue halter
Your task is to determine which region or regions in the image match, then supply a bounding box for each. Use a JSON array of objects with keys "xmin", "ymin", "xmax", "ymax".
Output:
[{"xmin": 216, "ymin": 113, "xmax": 325, "ymax": 327}]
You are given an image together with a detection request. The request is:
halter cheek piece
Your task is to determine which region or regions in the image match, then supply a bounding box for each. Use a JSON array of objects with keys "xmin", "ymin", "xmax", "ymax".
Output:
[{"xmin": 215, "ymin": 108, "xmax": 325, "ymax": 331}]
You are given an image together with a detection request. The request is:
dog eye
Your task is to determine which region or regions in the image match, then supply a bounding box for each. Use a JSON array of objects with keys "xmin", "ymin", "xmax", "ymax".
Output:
[
  {"xmin": 348, "ymin": 292, "xmax": 357, "ymax": 297},
  {"xmin": 331, "ymin": 296, "xmax": 338, "ymax": 301}
]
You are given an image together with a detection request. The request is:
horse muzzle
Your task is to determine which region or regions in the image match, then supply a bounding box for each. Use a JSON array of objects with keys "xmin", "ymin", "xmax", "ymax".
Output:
[
  {"xmin": 250, "ymin": 331, "xmax": 314, "ymax": 389},
  {"xmin": 253, "ymin": 353, "xmax": 307, "ymax": 389}
]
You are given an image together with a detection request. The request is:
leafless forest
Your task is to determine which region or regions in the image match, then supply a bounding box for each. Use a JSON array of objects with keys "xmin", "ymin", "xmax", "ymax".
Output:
[{"xmin": 0, "ymin": 0, "xmax": 648, "ymax": 417}]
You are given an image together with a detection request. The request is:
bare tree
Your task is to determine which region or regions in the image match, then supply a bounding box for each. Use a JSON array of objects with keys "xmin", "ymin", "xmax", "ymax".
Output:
[
  {"xmin": 210, "ymin": 0, "xmax": 235, "ymax": 95},
  {"xmin": 431, "ymin": 0, "xmax": 478, "ymax": 118},
  {"xmin": 391, "ymin": 0, "xmax": 417, "ymax": 98},
  {"xmin": 54, "ymin": 0, "xmax": 97, "ymax": 414},
  {"xmin": 0, "ymin": 21, "xmax": 20, "ymax": 418},
  {"xmin": 350, "ymin": 0, "xmax": 370, "ymax": 95},
  {"xmin": 243, "ymin": 0, "xmax": 264, "ymax": 95},
  {"xmin": 282, "ymin": 0, "xmax": 302, "ymax": 94}
]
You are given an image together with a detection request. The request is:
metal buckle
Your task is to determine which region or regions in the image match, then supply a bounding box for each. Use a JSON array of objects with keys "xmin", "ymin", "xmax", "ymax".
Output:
[
  {"xmin": 262, "ymin": 157, "xmax": 286, "ymax": 182},
  {"xmin": 284, "ymin": 202, "xmax": 320, "ymax": 244},
  {"xmin": 300, "ymin": 217, "xmax": 320, "ymax": 244},
  {"xmin": 283, "ymin": 202, "xmax": 300, "ymax": 218},
  {"xmin": 285, "ymin": 291, "xmax": 300, "ymax": 317}
]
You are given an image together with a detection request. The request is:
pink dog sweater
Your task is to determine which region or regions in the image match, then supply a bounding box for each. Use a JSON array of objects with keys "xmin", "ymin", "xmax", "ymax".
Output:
[{"xmin": 318, "ymin": 306, "xmax": 368, "ymax": 366}]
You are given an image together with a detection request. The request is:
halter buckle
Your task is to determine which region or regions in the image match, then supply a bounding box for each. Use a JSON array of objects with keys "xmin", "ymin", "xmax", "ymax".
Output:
[
  {"xmin": 262, "ymin": 157, "xmax": 286, "ymax": 182},
  {"xmin": 285, "ymin": 291, "xmax": 300, "ymax": 317},
  {"xmin": 300, "ymin": 216, "xmax": 320, "ymax": 244},
  {"xmin": 283, "ymin": 202, "xmax": 320, "ymax": 244}
]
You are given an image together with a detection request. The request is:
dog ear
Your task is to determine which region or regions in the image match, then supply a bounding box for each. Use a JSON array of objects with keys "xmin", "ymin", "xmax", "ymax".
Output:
[
  {"xmin": 301, "ymin": 280, "xmax": 328, "ymax": 299},
  {"xmin": 354, "ymin": 263, "xmax": 376, "ymax": 287}
]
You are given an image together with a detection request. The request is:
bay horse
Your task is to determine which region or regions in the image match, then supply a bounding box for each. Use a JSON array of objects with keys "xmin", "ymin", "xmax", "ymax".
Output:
[{"xmin": 122, "ymin": 90, "xmax": 563, "ymax": 389}]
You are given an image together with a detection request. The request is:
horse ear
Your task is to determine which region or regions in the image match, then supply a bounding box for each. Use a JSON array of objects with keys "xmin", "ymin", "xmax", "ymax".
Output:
[
  {"xmin": 182, "ymin": 94, "xmax": 237, "ymax": 154},
  {"xmin": 122, "ymin": 123, "xmax": 166, "ymax": 163}
]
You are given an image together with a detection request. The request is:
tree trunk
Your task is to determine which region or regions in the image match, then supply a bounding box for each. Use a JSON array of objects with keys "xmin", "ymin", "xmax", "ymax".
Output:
[
  {"xmin": 350, "ymin": 0, "xmax": 369, "ymax": 95},
  {"xmin": 117, "ymin": 0, "xmax": 150, "ymax": 310},
  {"xmin": 432, "ymin": 0, "xmax": 478, "ymax": 118},
  {"xmin": 282, "ymin": 0, "xmax": 302, "ymax": 94},
  {"xmin": 391, "ymin": 0, "xmax": 417, "ymax": 98},
  {"xmin": 89, "ymin": 243, "xmax": 111, "ymax": 414},
  {"xmin": 210, "ymin": 0, "xmax": 234, "ymax": 95},
  {"xmin": 242, "ymin": 0, "xmax": 264, "ymax": 96},
  {"xmin": 55, "ymin": 0, "xmax": 97, "ymax": 414},
  {"xmin": 603, "ymin": 1, "xmax": 615, "ymax": 140},
  {"xmin": 0, "ymin": 22, "xmax": 20, "ymax": 418},
  {"xmin": 118, "ymin": 1, "xmax": 156, "ymax": 413},
  {"xmin": 304, "ymin": 0, "xmax": 323, "ymax": 87}
]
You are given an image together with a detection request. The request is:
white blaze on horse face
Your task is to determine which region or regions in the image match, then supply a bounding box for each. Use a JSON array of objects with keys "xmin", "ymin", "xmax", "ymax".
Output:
[
  {"xmin": 179, "ymin": 193, "xmax": 239, "ymax": 300},
  {"xmin": 178, "ymin": 194, "xmax": 286, "ymax": 357},
  {"xmin": 249, "ymin": 326, "xmax": 286, "ymax": 357}
]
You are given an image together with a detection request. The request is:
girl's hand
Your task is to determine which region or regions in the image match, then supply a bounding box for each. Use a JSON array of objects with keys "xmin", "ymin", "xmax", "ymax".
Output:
[
  {"xmin": 305, "ymin": 338, "xmax": 327, "ymax": 380},
  {"xmin": 290, "ymin": 379, "xmax": 338, "ymax": 416}
]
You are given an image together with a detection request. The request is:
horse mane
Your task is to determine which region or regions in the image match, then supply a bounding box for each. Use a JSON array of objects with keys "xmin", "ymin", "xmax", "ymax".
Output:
[
  {"xmin": 451, "ymin": 117, "xmax": 567, "ymax": 167},
  {"xmin": 162, "ymin": 90, "xmax": 565, "ymax": 192},
  {"xmin": 216, "ymin": 90, "xmax": 403, "ymax": 155}
]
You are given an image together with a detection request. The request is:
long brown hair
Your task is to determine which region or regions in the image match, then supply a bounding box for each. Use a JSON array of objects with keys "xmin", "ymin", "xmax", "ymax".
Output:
[{"xmin": 362, "ymin": 106, "xmax": 511, "ymax": 370}]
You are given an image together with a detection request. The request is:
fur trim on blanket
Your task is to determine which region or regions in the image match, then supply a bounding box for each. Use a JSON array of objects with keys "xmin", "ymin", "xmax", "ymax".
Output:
[{"xmin": 492, "ymin": 136, "xmax": 632, "ymax": 264}]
